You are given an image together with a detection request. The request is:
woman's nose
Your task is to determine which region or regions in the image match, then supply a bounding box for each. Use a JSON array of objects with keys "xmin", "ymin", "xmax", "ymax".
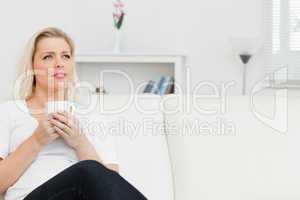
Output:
[
  {"xmin": 55, "ymin": 64, "xmax": 64, "ymax": 68},
  {"xmin": 55, "ymin": 57, "xmax": 64, "ymax": 68}
]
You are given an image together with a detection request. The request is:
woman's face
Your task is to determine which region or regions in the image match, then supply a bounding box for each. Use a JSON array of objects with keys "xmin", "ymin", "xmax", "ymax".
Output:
[{"xmin": 32, "ymin": 37, "xmax": 74, "ymax": 94}]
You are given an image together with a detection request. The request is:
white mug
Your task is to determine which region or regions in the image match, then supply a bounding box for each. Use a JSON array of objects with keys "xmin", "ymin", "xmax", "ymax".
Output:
[{"xmin": 45, "ymin": 101, "xmax": 75, "ymax": 115}]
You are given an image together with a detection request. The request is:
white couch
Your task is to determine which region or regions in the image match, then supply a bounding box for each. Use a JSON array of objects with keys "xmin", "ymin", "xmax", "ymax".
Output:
[{"xmin": 1, "ymin": 94, "xmax": 300, "ymax": 200}]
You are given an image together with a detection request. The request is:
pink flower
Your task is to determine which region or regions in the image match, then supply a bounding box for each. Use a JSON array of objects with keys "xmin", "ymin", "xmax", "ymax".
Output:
[
  {"xmin": 113, "ymin": 13, "xmax": 120, "ymax": 18},
  {"xmin": 113, "ymin": 2, "xmax": 124, "ymax": 8},
  {"xmin": 112, "ymin": 0, "xmax": 125, "ymax": 30}
]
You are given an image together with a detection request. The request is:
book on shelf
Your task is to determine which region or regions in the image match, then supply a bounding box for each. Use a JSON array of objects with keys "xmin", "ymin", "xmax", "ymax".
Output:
[
  {"xmin": 164, "ymin": 77, "xmax": 174, "ymax": 94},
  {"xmin": 143, "ymin": 76, "xmax": 175, "ymax": 95},
  {"xmin": 143, "ymin": 80, "xmax": 156, "ymax": 93}
]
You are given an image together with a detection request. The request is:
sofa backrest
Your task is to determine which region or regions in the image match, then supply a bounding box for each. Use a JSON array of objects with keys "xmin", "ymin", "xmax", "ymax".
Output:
[{"xmin": 163, "ymin": 94, "xmax": 300, "ymax": 200}]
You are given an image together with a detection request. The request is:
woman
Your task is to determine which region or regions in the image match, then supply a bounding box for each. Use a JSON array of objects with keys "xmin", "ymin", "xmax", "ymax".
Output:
[{"xmin": 0, "ymin": 27, "xmax": 147, "ymax": 200}]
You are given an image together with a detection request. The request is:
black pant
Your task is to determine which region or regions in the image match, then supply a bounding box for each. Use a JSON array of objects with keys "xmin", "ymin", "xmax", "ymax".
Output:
[{"xmin": 23, "ymin": 160, "xmax": 148, "ymax": 200}]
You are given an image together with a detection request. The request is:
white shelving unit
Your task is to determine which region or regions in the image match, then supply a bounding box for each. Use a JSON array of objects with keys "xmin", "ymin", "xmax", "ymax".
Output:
[{"xmin": 75, "ymin": 52, "xmax": 186, "ymax": 94}]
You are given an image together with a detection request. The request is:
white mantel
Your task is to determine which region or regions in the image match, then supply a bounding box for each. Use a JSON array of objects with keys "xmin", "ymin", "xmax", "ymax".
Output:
[{"xmin": 75, "ymin": 52, "xmax": 187, "ymax": 94}]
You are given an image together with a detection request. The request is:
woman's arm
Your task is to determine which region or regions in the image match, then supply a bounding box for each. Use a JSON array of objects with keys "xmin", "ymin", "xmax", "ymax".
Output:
[
  {"xmin": 0, "ymin": 115, "xmax": 59, "ymax": 194},
  {"xmin": 106, "ymin": 164, "xmax": 119, "ymax": 172},
  {"xmin": 0, "ymin": 134, "xmax": 43, "ymax": 193},
  {"xmin": 74, "ymin": 136, "xmax": 119, "ymax": 173}
]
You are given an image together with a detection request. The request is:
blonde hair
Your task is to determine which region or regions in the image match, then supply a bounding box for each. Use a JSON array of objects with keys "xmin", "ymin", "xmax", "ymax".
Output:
[{"xmin": 15, "ymin": 27, "xmax": 79, "ymax": 101}]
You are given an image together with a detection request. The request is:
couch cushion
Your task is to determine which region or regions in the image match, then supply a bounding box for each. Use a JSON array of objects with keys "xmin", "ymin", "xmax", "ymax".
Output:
[{"xmin": 78, "ymin": 94, "xmax": 174, "ymax": 200}]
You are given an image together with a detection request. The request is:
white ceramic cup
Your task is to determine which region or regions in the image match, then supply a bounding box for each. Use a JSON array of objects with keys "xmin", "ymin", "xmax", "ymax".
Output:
[{"xmin": 45, "ymin": 101, "xmax": 75, "ymax": 115}]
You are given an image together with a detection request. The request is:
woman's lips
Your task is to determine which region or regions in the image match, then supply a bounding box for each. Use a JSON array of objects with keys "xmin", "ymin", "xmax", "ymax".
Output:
[
  {"xmin": 53, "ymin": 71, "xmax": 66, "ymax": 79},
  {"xmin": 54, "ymin": 73, "xmax": 65, "ymax": 79}
]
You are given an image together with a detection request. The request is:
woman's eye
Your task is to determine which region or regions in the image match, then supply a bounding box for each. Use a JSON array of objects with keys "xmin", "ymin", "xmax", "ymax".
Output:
[
  {"xmin": 63, "ymin": 54, "xmax": 71, "ymax": 59},
  {"xmin": 43, "ymin": 55, "xmax": 52, "ymax": 60}
]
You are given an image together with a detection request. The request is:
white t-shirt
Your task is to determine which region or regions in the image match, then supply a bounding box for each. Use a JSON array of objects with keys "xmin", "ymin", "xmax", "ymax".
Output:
[{"xmin": 0, "ymin": 100, "xmax": 118, "ymax": 200}]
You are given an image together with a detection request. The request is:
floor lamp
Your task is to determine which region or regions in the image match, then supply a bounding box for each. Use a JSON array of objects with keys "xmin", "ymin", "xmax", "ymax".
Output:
[
  {"xmin": 229, "ymin": 36, "xmax": 261, "ymax": 95},
  {"xmin": 239, "ymin": 53, "xmax": 252, "ymax": 95}
]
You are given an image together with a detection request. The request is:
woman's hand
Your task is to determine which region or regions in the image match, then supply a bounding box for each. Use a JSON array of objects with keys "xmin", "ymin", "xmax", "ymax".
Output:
[
  {"xmin": 32, "ymin": 115, "xmax": 60, "ymax": 147},
  {"xmin": 50, "ymin": 111, "xmax": 113, "ymax": 168},
  {"xmin": 49, "ymin": 111, "xmax": 87, "ymax": 149}
]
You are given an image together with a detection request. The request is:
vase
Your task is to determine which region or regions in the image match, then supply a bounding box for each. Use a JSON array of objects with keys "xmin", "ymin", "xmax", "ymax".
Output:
[{"xmin": 113, "ymin": 29, "xmax": 121, "ymax": 53}]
